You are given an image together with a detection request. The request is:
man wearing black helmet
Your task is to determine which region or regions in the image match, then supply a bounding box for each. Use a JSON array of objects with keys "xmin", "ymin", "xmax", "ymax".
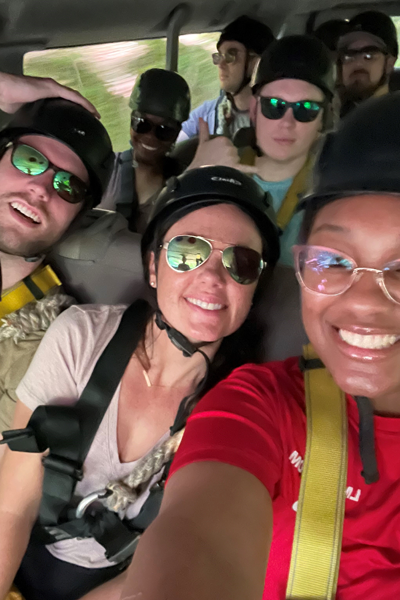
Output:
[
  {"xmin": 337, "ymin": 11, "xmax": 398, "ymax": 118},
  {"xmin": 178, "ymin": 16, "xmax": 274, "ymax": 141},
  {"xmin": 0, "ymin": 97, "xmax": 113, "ymax": 434},
  {"xmin": 190, "ymin": 35, "xmax": 335, "ymax": 266},
  {"xmin": 101, "ymin": 68, "xmax": 190, "ymax": 233}
]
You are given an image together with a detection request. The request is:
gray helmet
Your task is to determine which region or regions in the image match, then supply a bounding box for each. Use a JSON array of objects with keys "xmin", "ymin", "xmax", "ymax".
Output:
[
  {"xmin": 129, "ymin": 69, "xmax": 191, "ymax": 124},
  {"xmin": 253, "ymin": 35, "xmax": 336, "ymax": 99},
  {"xmin": 142, "ymin": 165, "xmax": 280, "ymax": 266},
  {"xmin": 0, "ymin": 98, "xmax": 114, "ymax": 207}
]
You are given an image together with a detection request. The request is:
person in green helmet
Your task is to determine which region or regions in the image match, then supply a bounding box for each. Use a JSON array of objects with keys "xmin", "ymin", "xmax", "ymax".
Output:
[{"xmin": 100, "ymin": 68, "xmax": 191, "ymax": 233}]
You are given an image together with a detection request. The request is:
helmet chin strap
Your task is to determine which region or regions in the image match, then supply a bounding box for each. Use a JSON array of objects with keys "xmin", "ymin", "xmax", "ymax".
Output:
[
  {"xmin": 231, "ymin": 49, "xmax": 252, "ymax": 98},
  {"xmin": 155, "ymin": 310, "xmax": 214, "ymax": 434},
  {"xmin": 155, "ymin": 309, "xmax": 214, "ymax": 357}
]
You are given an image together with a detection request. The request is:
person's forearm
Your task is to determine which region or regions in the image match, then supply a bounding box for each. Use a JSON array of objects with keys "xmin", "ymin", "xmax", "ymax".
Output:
[
  {"xmin": 0, "ymin": 512, "xmax": 33, "ymax": 597},
  {"xmin": 120, "ymin": 514, "xmax": 265, "ymax": 600}
]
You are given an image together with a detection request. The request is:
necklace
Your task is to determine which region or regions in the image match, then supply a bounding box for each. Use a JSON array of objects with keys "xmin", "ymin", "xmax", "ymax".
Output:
[{"xmin": 142, "ymin": 368, "xmax": 152, "ymax": 388}]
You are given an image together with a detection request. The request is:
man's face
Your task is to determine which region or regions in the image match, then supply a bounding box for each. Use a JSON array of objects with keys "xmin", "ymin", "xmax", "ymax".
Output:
[
  {"xmin": 340, "ymin": 38, "xmax": 395, "ymax": 97},
  {"xmin": 215, "ymin": 41, "xmax": 253, "ymax": 94},
  {"xmin": 250, "ymin": 79, "xmax": 324, "ymax": 164},
  {"xmin": 0, "ymin": 134, "xmax": 88, "ymax": 258}
]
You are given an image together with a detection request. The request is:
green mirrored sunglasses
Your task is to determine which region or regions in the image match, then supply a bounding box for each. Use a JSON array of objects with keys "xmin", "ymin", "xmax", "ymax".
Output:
[{"xmin": 8, "ymin": 142, "xmax": 90, "ymax": 204}]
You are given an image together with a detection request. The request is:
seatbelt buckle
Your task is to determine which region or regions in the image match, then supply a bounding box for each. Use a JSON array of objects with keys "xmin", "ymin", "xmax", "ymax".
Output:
[
  {"xmin": 42, "ymin": 454, "xmax": 83, "ymax": 481},
  {"xmin": 106, "ymin": 533, "xmax": 141, "ymax": 563}
]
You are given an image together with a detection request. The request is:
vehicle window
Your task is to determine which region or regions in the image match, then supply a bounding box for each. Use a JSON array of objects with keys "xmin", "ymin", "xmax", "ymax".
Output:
[
  {"xmin": 392, "ymin": 16, "xmax": 400, "ymax": 66},
  {"xmin": 24, "ymin": 34, "xmax": 220, "ymax": 151}
]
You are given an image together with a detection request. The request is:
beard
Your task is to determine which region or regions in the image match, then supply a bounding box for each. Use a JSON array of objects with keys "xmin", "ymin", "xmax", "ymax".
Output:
[
  {"xmin": 340, "ymin": 70, "xmax": 387, "ymax": 104},
  {"xmin": 0, "ymin": 224, "xmax": 56, "ymax": 258}
]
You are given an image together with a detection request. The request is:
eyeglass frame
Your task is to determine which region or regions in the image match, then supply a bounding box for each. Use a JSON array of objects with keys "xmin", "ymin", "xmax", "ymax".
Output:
[
  {"xmin": 160, "ymin": 235, "xmax": 266, "ymax": 279},
  {"xmin": 212, "ymin": 49, "xmax": 257, "ymax": 65},
  {"xmin": 5, "ymin": 141, "xmax": 90, "ymax": 204},
  {"xmin": 130, "ymin": 113, "xmax": 181, "ymax": 142},
  {"xmin": 339, "ymin": 45, "xmax": 388, "ymax": 64},
  {"xmin": 292, "ymin": 244, "xmax": 400, "ymax": 305}
]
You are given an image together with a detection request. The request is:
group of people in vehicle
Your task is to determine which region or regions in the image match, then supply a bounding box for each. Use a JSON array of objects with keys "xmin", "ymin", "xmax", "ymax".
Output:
[{"xmin": 1, "ymin": 8, "xmax": 400, "ymax": 600}]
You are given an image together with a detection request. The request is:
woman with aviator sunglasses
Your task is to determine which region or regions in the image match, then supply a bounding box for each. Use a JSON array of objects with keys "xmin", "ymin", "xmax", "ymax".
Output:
[
  {"xmin": 100, "ymin": 69, "xmax": 190, "ymax": 233},
  {"xmin": 0, "ymin": 165, "xmax": 279, "ymax": 600},
  {"xmin": 120, "ymin": 92, "xmax": 400, "ymax": 600}
]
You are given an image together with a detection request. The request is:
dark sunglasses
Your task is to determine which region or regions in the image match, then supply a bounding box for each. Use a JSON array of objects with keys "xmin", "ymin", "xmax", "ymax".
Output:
[
  {"xmin": 161, "ymin": 235, "xmax": 265, "ymax": 285},
  {"xmin": 131, "ymin": 115, "xmax": 180, "ymax": 142},
  {"xmin": 340, "ymin": 46, "xmax": 387, "ymax": 63},
  {"xmin": 259, "ymin": 96, "xmax": 325, "ymax": 123},
  {"xmin": 7, "ymin": 142, "xmax": 90, "ymax": 204}
]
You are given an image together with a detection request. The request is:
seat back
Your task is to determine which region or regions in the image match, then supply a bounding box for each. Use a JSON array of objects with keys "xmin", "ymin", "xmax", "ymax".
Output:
[{"xmin": 49, "ymin": 209, "xmax": 148, "ymax": 305}]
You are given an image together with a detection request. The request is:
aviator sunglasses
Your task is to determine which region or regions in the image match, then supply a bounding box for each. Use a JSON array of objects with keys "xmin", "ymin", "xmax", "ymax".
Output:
[
  {"xmin": 259, "ymin": 96, "xmax": 325, "ymax": 123},
  {"xmin": 161, "ymin": 235, "xmax": 266, "ymax": 285},
  {"xmin": 131, "ymin": 114, "xmax": 180, "ymax": 143},
  {"xmin": 7, "ymin": 142, "xmax": 90, "ymax": 204},
  {"xmin": 340, "ymin": 46, "xmax": 387, "ymax": 64}
]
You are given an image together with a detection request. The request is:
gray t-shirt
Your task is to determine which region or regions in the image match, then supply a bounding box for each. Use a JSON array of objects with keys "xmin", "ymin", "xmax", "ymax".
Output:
[{"xmin": 17, "ymin": 304, "xmax": 168, "ymax": 569}]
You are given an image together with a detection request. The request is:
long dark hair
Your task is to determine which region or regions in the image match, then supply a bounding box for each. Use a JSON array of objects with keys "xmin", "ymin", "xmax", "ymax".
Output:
[{"xmin": 141, "ymin": 204, "xmax": 271, "ymax": 402}]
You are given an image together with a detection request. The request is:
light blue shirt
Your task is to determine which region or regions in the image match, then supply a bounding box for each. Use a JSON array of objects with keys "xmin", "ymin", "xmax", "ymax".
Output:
[{"xmin": 253, "ymin": 175, "xmax": 303, "ymax": 267}]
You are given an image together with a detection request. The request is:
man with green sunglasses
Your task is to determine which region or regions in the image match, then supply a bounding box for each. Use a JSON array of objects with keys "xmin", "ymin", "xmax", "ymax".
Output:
[
  {"xmin": 245, "ymin": 35, "xmax": 335, "ymax": 266},
  {"xmin": 0, "ymin": 96, "xmax": 113, "ymax": 435}
]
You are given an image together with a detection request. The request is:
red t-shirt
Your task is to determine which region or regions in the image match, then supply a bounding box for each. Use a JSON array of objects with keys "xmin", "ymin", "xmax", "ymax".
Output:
[{"xmin": 169, "ymin": 357, "xmax": 400, "ymax": 599}]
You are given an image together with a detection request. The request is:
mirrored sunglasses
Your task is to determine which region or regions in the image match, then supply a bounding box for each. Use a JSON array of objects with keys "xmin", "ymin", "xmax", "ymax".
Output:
[
  {"xmin": 162, "ymin": 235, "xmax": 265, "ymax": 285},
  {"xmin": 131, "ymin": 115, "xmax": 180, "ymax": 142},
  {"xmin": 293, "ymin": 245, "xmax": 400, "ymax": 305},
  {"xmin": 9, "ymin": 142, "xmax": 90, "ymax": 204},
  {"xmin": 259, "ymin": 97, "xmax": 325, "ymax": 123}
]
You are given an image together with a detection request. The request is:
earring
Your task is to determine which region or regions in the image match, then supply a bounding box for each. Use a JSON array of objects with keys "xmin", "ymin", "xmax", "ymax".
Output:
[{"xmin": 150, "ymin": 281, "xmax": 156, "ymax": 288}]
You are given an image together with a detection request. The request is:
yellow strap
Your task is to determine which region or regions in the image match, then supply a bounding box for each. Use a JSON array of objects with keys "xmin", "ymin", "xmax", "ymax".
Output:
[
  {"xmin": 5, "ymin": 586, "xmax": 24, "ymax": 600},
  {"xmin": 286, "ymin": 343, "xmax": 348, "ymax": 600},
  {"xmin": 239, "ymin": 147, "xmax": 313, "ymax": 233},
  {"xmin": 276, "ymin": 156, "xmax": 314, "ymax": 232},
  {"xmin": 0, "ymin": 264, "xmax": 61, "ymax": 319}
]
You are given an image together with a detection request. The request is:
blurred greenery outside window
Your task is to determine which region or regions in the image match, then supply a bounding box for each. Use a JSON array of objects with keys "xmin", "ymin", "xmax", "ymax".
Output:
[{"xmin": 24, "ymin": 34, "xmax": 220, "ymax": 152}]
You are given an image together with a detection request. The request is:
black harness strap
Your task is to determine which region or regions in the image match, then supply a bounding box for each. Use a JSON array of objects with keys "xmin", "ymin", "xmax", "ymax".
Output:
[{"xmin": 2, "ymin": 299, "xmax": 152, "ymax": 531}]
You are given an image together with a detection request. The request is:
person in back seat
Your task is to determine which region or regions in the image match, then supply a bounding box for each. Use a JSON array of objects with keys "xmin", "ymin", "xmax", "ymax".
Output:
[
  {"xmin": 337, "ymin": 11, "xmax": 398, "ymax": 118},
  {"xmin": 189, "ymin": 36, "xmax": 335, "ymax": 266},
  {"xmin": 178, "ymin": 16, "xmax": 274, "ymax": 141},
  {"xmin": 122, "ymin": 92, "xmax": 400, "ymax": 600},
  {"xmin": 100, "ymin": 69, "xmax": 190, "ymax": 233},
  {"xmin": 0, "ymin": 166, "xmax": 280, "ymax": 600},
  {"xmin": 0, "ymin": 97, "xmax": 113, "ymax": 434}
]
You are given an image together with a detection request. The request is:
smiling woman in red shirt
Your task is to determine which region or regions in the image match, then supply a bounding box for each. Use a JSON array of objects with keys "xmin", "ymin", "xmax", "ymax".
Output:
[{"xmin": 120, "ymin": 93, "xmax": 400, "ymax": 600}]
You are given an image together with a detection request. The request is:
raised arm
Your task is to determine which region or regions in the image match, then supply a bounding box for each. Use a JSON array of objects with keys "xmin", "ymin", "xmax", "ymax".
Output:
[
  {"xmin": 121, "ymin": 460, "xmax": 272, "ymax": 600},
  {"xmin": 0, "ymin": 72, "xmax": 100, "ymax": 116},
  {"xmin": 0, "ymin": 400, "xmax": 43, "ymax": 597}
]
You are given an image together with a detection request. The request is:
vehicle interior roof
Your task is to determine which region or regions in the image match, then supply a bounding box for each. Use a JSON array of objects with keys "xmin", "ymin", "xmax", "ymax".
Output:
[{"xmin": 0, "ymin": 0, "xmax": 398, "ymax": 50}]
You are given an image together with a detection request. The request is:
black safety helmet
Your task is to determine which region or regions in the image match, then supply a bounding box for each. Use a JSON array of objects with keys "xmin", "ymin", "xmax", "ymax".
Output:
[
  {"xmin": 142, "ymin": 165, "xmax": 280, "ymax": 267},
  {"xmin": 0, "ymin": 98, "xmax": 114, "ymax": 207},
  {"xmin": 129, "ymin": 69, "xmax": 191, "ymax": 125},
  {"xmin": 314, "ymin": 19, "xmax": 350, "ymax": 52},
  {"xmin": 217, "ymin": 15, "xmax": 275, "ymax": 56},
  {"xmin": 299, "ymin": 92, "xmax": 400, "ymax": 239},
  {"xmin": 217, "ymin": 16, "xmax": 275, "ymax": 97},
  {"xmin": 338, "ymin": 10, "xmax": 398, "ymax": 57},
  {"xmin": 252, "ymin": 35, "xmax": 336, "ymax": 99}
]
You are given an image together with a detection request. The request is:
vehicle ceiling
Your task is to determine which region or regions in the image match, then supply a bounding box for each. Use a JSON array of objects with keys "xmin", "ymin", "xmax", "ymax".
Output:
[{"xmin": 0, "ymin": 0, "xmax": 398, "ymax": 50}]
